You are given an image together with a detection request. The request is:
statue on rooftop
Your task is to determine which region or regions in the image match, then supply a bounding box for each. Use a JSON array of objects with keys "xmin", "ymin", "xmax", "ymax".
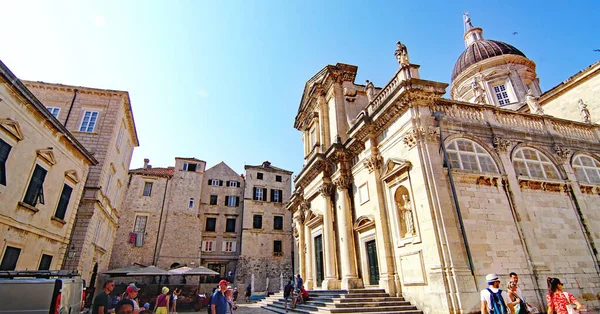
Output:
[
  {"xmin": 579, "ymin": 99, "xmax": 591, "ymax": 123},
  {"xmin": 394, "ymin": 41, "xmax": 410, "ymax": 66},
  {"xmin": 526, "ymin": 89, "xmax": 544, "ymax": 115},
  {"xmin": 472, "ymin": 78, "xmax": 486, "ymax": 104},
  {"xmin": 365, "ymin": 80, "xmax": 375, "ymax": 102}
]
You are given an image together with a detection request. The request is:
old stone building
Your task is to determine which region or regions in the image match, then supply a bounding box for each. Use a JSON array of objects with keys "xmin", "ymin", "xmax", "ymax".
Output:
[
  {"xmin": 0, "ymin": 59, "xmax": 96, "ymax": 271},
  {"xmin": 23, "ymin": 80, "xmax": 139, "ymax": 286},
  {"xmin": 236, "ymin": 161, "xmax": 293, "ymax": 292},
  {"xmin": 287, "ymin": 14, "xmax": 600, "ymax": 313},
  {"xmin": 199, "ymin": 161, "xmax": 244, "ymax": 278}
]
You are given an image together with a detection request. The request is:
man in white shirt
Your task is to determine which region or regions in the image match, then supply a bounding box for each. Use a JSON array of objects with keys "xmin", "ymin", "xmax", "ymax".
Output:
[
  {"xmin": 481, "ymin": 273, "xmax": 513, "ymax": 314},
  {"xmin": 510, "ymin": 272, "xmax": 534, "ymax": 312}
]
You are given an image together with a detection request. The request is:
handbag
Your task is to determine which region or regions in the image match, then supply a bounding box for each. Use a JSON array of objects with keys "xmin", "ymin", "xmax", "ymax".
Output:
[{"xmin": 563, "ymin": 292, "xmax": 579, "ymax": 314}]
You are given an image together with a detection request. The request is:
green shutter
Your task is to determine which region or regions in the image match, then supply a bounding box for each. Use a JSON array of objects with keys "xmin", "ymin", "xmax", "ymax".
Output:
[
  {"xmin": 54, "ymin": 184, "xmax": 73, "ymax": 220},
  {"xmin": 225, "ymin": 196, "xmax": 229, "ymax": 206},
  {"xmin": 23, "ymin": 165, "xmax": 47, "ymax": 206},
  {"xmin": 0, "ymin": 139, "xmax": 12, "ymax": 186}
]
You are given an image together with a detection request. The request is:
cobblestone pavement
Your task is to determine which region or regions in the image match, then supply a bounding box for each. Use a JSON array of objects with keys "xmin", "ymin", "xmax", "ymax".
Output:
[{"xmin": 183, "ymin": 302, "xmax": 273, "ymax": 314}]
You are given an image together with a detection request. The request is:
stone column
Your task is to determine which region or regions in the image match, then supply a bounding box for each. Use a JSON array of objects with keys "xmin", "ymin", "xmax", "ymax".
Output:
[
  {"xmin": 294, "ymin": 215, "xmax": 306, "ymax": 284},
  {"xmin": 317, "ymin": 91, "xmax": 331, "ymax": 148},
  {"xmin": 318, "ymin": 182, "xmax": 340, "ymax": 289},
  {"xmin": 304, "ymin": 220, "xmax": 314, "ymax": 290},
  {"xmin": 333, "ymin": 175, "xmax": 363, "ymax": 289}
]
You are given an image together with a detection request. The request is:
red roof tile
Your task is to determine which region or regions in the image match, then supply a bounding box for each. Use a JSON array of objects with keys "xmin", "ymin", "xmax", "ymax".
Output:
[{"xmin": 129, "ymin": 167, "xmax": 174, "ymax": 178}]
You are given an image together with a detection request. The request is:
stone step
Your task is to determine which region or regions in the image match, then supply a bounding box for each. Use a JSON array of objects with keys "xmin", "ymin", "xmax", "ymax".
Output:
[
  {"xmin": 334, "ymin": 297, "xmax": 406, "ymax": 303},
  {"xmin": 328, "ymin": 305, "xmax": 420, "ymax": 313},
  {"xmin": 329, "ymin": 301, "xmax": 412, "ymax": 308},
  {"xmin": 348, "ymin": 289, "xmax": 387, "ymax": 294},
  {"xmin": 339, "ymin": 292, "xmax": 391, "ymax": 298}
]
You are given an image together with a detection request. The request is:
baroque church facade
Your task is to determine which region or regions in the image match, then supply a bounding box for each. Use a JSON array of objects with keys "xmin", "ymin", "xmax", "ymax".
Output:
[{"xmin": 287, "ymin": 15, "xmax": 600, "ymax": 313}]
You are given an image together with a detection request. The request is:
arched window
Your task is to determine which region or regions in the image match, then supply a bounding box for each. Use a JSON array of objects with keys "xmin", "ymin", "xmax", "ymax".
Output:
[
  {"xmin": 446, "ymin": 138, "xmax": 498, "ymax": 173},
  {"xmin": 572, "ymin": 155, "xmax": 600, "ymax": 184},
  {"xmin": 513, "ymin": 147, "xmax": 559, "ymax": 179}
]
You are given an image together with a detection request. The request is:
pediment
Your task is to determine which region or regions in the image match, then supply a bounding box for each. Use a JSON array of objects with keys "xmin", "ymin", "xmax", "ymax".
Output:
[
  {"xmin": 36, "ymin": 148, "xmax": 57, "ymax": 166},
  {"xmin": 354, "ymin": 215, "xmax": 376, "ymax": 233},
  {"xmin": 65, "ymin": 170, "xmax": 80, "ymax": 184},
  {"xmin": 0, "ymin": 118, "xmax": 24, "ymax": 141},
  {"xmin": 381, "ymin": 158, "xmax": 412, "ymax": 181}
]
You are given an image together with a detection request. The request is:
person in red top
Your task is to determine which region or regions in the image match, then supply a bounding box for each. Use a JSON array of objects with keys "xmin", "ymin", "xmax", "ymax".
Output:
[
  {"xmin": 292, "ymin": 286, "xmax": 309, "ymax": 308},
  {"xmin": 546, "ymin": 277, "xmax": 584, "ymax": 314}
]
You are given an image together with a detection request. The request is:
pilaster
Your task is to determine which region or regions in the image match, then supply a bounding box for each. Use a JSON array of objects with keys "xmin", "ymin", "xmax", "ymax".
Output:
[{"xmin": 318, "ymin": 182, "xmax": 340, "ymax": 289}]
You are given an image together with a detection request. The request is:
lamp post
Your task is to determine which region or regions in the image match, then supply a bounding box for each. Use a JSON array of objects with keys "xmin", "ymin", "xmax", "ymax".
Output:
[{"xmin": 67, "ymin": 245, "xmax": 76, "ymax": 259}]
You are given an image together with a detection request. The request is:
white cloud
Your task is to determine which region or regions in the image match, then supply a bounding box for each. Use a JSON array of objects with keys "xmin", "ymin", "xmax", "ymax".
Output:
[
  {"xmin": 197, "ymin": 88, "xmax": 209, "ymax": 98},
  {"xmin": 94, "ymin": 16, "xmax": 106, "ymax": 27}
]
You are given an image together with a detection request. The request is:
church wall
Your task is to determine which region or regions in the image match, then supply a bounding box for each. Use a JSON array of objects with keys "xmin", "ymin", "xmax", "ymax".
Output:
[
  {"xmin": 540, "ymin": 68, "xmax": 600, "ymax": 124},
  {"xmin": 581, "ymin": 193, "xmax": 600, "ymax": 253},
  {"xmin": 518, "ymin": 188, "xmax": 600, "ymax": 308}
]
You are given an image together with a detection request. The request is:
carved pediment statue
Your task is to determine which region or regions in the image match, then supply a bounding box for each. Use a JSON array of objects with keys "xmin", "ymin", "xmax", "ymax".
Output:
[
  {"xmin": 526, "ymin": 89, "xmax": 544, "ymax": 115},
  {"xmin": 381, "ymin": 158, "xmax": 412, "ymax": 179}
]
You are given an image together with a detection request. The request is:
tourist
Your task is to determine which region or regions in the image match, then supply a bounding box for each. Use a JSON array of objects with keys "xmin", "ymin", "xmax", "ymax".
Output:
[
  {"xmin": 546, "ymin": 277, "xmax": 584, "ymax": 314},
  {"xmin": 245, "ymin": 284, "xmax": 251, "ymax": 302},
  {"xmin": 211, "ymin": 280, "xmax": 229, "ymax": 314},
  {"xmin": 232, "ymin": 287, "xmax": 238, "ymax": 302},
  {"xmin": 294, "ymin": 286, "xmax": 309, "ymax": 308},
  {"xmin": 92, "ymin": 280, "xmax": 115, "ymax": 314},
  {"xmin": 509, "ymin": 272, "xmax": 535, "ymax": 312},
  {"xmin": 171, "ymin": 287, "xmax": 181, "ymax": 313},
  {"xmin": 283, "ymin": 280, "xmax": 294, "ymax": 313},
  {"xmin": 225, "ymin": 287, "xmax": 237, "ymax": 313},
  {"xmin": 115, "ymin": 299, "xmax": 135, "ymax": 314},
  {"xmin": 506, "ymin": 281, "xmax": 526, "ymax": 314},
  {"xmin": 154, "ymin": 287, "xmax": 170, "ymax": 314},
  {"xmin": 123, "ymin": 284, "xmax": 141, "ymax": 314},
  {"xmin": 480, "ymin": 273, "xmax": 512, "ymax": 314}
]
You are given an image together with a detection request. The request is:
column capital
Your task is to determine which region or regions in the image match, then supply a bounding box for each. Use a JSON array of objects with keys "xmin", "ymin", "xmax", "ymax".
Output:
[
  {"xmin": 333, "ymin": 175, "xmax": 353, "ymax": 190},
  {"xmin": 492, "ymin": 135, "xmax": 512, "ymax": 153},
  {"xmin": 318, "ymin": 183, "xmax": 334, "ymax": 196},
  {"xmin": 363, "ymin": 154, "xmax": 383, "ymax": 173},
  {"xmin": 554, "ymin": 144, "xmax": 572, "ymax": 163}
]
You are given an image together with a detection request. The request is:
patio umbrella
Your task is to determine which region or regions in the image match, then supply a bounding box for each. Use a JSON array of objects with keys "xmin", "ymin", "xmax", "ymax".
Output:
[
  {"xmin": 126, "ymin": 266, "xmax": 170, "ymax": 276},
  {"xmin": 102, "ymin": 266, "xmax": 141, "ymax": 276},
  {"xmin": 183, "ymin": 266, "xmax": 219, "ymax": 276},
  {"xmin": 168, "ymin": 267, "xmax": 192, "ymax": 275}
]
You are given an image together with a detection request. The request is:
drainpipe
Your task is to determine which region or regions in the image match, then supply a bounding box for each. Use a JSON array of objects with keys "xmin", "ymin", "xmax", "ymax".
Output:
[
  {"xmin": 64, "ymin": 89, "xmax": 78, "ymax": 126},
  {"xmin": 153, "ymin": 177, "xmax": 171, "ymax": 265},
  {"xmin": 432, "ymin": 111, "xmax": 477, "ymax": 285}
]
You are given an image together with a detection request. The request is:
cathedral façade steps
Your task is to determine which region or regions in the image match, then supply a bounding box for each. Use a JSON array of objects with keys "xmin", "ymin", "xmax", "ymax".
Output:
[{"xmin": 261, "ymin": 288, "xmax": 422, "ymax": 314}]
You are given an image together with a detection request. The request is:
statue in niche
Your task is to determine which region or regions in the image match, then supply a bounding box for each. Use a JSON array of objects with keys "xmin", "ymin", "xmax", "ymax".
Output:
[
  {"xmin": 365, "ymin": 80, "xmax": 375, "ymax": 102},
  {"xmin": 394, "ymin": 41, "xmax": 410, "ymax": 66},
  {"xmin": 579, "ymin": 99, "xmax": 591, "ymax": 123},
  {"xmin": 526, "ymin": 89, "xmax": 544, "ymax": 115},
  {"xmin": 472, "ymin": 78, "xmax": 486, "ymax": 104},
  {"xmin": 402, "ymin": 195, "xmax": 415, "ymax": 237},
  {"xmin": 396, "ymin": 192, "xmax": 415, "ymax": 238}
]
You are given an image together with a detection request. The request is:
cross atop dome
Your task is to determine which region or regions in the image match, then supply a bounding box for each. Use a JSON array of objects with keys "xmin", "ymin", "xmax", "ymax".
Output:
[{"xmin": 462, "ymin": 12, "xmax": 484, "ymax": 47}]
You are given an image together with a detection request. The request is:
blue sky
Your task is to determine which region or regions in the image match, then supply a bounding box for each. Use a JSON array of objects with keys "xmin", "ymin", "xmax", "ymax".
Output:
[{"xmin": 1, "ymin": 0, "xmax": 598, "ymax": 176}]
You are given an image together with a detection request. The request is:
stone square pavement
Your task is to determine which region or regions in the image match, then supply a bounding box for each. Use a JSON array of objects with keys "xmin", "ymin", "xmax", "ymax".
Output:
[{"xmin": 185, "ymin": 302, "xmax": 272, "ymax": 314}]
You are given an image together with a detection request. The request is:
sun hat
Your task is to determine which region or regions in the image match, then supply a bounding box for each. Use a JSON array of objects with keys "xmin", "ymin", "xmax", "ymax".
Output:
[
  {"xmin": 486, "ymin": 273, "xmax": 499, "ymax": 284},
  {"xmin": 126, "ymin": 284, "xmax": 140, "ymax": 293}
]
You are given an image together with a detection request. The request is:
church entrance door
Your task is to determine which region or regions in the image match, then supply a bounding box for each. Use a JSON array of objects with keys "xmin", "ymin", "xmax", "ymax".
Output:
[
  {"xmin": 366, "ymin": 240, "xmax": 379, "ymax": 285},
  {"xmin": 314, "ymin": 235, "xmax": 324, "ymax": 286}
]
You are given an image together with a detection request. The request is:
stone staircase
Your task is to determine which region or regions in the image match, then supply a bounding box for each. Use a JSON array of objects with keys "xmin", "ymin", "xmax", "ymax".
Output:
[{"xmin": 259, "ymin": 288, "xmax": 423, "ymax": 314}]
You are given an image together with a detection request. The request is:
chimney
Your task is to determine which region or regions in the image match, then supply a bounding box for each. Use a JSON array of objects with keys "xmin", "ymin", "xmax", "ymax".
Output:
[{"xmin": 143, "ymin": 158, "xmax": 150, "ymax": 169}]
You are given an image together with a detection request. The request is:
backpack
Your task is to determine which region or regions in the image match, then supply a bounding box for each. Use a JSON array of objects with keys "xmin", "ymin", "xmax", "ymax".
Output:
[{"xmin": 487, "ymin": 288, "xmax": 509, "ymax": 314}]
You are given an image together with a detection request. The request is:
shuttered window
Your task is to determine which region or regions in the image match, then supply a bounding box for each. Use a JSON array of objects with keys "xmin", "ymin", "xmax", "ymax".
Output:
[
  {"xmin": 206, "ymin": 217, "xmax": 217, "ymax": 232},
  {"xmin": 274, "ymin": 216, "xmax": 283, "ymax": 230},
  {"xmin": 143, "ymin": 182, "xmax": 153, "ymax": 196},
  {"xmin": 253, "ymin": 215, "xmax": 263, "ymax": 229},
  {"xmin": 210, "ymin": 195, "xmax": 218, "ymax": 205},
  {"xmin": 54, "ymin": 184, "xmax": 73, "ymax": 220},
  {"xmin": 23, "ymin": 165, "xmax": 47, "ymax": 206},
  {"xmin": 225, "ymin": 196, "xmax": 239, "ymax": 207},
  {"xmin": 270, "ymin": 189, "xmax": 283, "ymax": 203},
  {"xmin": 38, "ymin": 254, "xmax": 53, "ymax": 270},
  {"xmin": 0, "ymin": 138, "xmax": 11, "ymax": 186},
  {"xmin": 0, "ymin": 246, "xmax": 21, "ymax": 270},
  {"xmin": 226, "ymin": 218, "xmax": 236, "ymax": 232}
]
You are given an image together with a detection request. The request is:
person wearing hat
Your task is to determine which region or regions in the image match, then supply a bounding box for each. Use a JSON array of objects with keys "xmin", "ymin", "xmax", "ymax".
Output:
[
  {"xmin": 211, "ymin": 280, "xmax": 229, "ymax": 314},
  {"xmin": 481, "ymin": 273, "xmax": 513, "ymax": 314},
  {"xmin": 123, "ymin": 284, "xmax": 141, "ymax": 314},
  {"xmin": 154, "ymin": 287, "xmax": 170, "ymax": 314}
]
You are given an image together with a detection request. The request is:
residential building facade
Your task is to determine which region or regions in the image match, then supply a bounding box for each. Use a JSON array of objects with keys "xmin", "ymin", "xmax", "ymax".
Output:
[
  {"xmin": 287, "ymin": 15, "xmax": 600, "ymax": 313},
  {"xmin": 0, "ymin": 59, "xmax": 96, "ymax": 272},
  {"xmin": 23, "ymin": 80, "xmax": 139, "ymax": 286},
  {"xmin": 236, "ymin": 161, "xmax": 293, "ymax": 292}
]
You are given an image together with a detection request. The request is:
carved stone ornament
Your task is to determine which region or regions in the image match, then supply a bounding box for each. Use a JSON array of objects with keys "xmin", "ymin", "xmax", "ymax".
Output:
[
  {"xmin": 553, "ymin": 144, "xmax": 572, "ymax": 163},
  {"xmin": 492, "ymin": 135, "xmax": 511, "ymax": 152},
  {"xmin": 333, "ymin": 175, "xmax": 353, "ymax": 190},
  {"xmin": 318, "ymin": 183, "xmax": 334, "ymax": 197},
  {"xmin": 402, "ymin": 126, "xmax": 440, "ymax": 148},
  {"xmin": 363, "ymin": 154, "xmax": 383, "ymax": 173}
]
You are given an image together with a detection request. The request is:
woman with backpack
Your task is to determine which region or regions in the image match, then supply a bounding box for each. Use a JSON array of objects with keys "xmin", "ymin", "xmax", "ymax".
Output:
[
  {"xmin": 153, "ymin": 287, "xmax": 170, "ymax": 314},
  {"xmin": 546, "ymin": 277, "xmax": 584, "ymax": 314}
]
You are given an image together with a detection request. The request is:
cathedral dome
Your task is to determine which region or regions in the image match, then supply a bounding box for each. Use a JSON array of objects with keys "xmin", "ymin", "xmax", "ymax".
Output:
[{"xmin": 451, "ymin": 39, "xmax": 526, "ymax": 81}]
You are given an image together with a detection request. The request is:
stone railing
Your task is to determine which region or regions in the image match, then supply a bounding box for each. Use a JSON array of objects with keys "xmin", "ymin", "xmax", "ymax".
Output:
[
  {"xmin": 433, "ymin": 101, "xmax": 600, "ymax": 143},
  {"xmin": 368, "ymin": 71, "xmax": 401, "ymax": 114}
]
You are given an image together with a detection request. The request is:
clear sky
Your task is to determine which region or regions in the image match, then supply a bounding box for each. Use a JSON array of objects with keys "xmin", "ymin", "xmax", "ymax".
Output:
[{"xmin": 1, "ymin": 0, "xmax": 598, "ymax": 176}]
